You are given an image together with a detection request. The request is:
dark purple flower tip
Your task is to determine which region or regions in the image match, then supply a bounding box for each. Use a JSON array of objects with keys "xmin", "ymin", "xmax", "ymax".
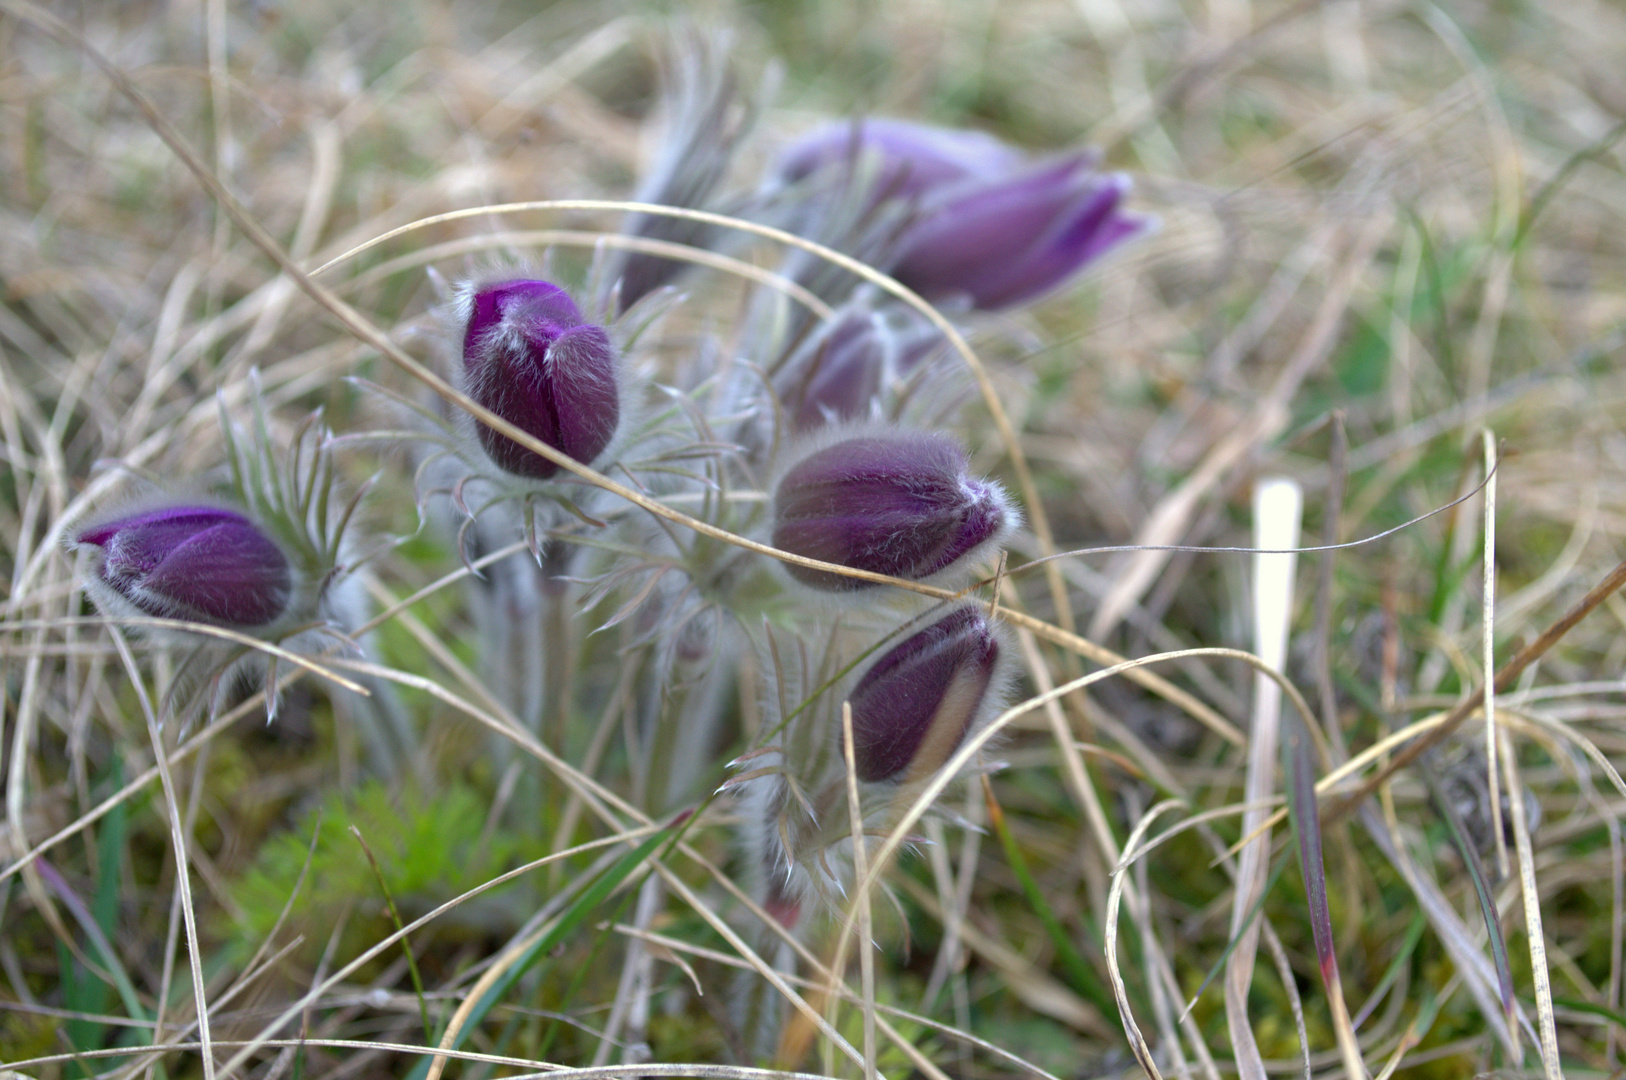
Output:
[
  {"xmin": 75, "ymin": 506, "xmax": 292, "ymax": 628},
  {"xmin": 777, "ymin": 117, "xmax": 1026, "ymax": 199},
  {"xmin": 893, "ymin": 164, "xmax": 1152, "ymax": 310},
  {"xmin": 849, "ymin": 606, "xmax": 1001, "ymax": 783},
  {"xmin": 460, "ymin": 278, "xmax": 621, "ymax": 481},
  {"xmin": 772, "ymin": 431, "xmax": 1010, "ymax": 591}
]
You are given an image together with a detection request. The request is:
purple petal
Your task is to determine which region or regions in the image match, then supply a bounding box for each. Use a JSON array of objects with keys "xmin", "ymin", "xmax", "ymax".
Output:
[
  {"xmin": 891, "ymin": 160, "xmax": 1148, "ymax": 310},
  {"xmin": 80, "ymin": 507, "xmax": 243, "ymax": 572},
  {"xmin": 973, "ymin": 175, "xmax": 1151, "ymax": 308},
  {"xmin": 546, "ymin": 324, "xmax": 621, "ymax": 464},
  {"xmin": 787, "ymin": 311, "xmax": 888, "ymax": 432},
  {"xmin": 890, "ymin": 155, "xmax": 1093, "ymax": 298},
  {"xmin": 141, "ymin": 521, "xmax": 293, "ymax": 626},
  {"xmin": 464, "ymin": 279, "xmax": 580, "ymax": 357}
]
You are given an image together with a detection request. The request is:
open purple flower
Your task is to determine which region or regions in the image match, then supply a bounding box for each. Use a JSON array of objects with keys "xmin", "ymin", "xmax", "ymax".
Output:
[
  {"xmin": 460, "ymin": 279, "xmax": 621, "ymax": 481},
  {"xmin": 772, "ymin": 431, "xmax": 1010, "ymax": 590},
  {"xmin": 74, "ymin": 506, "xmax": 293, "ymax": 628},
  {"xmin": 778, "ymin": 117, "xmax": 1025, "ymax": 200},
  {"xmin": 849, "ymin": 605, "xmax": 1001, "ymax": 783},
  {"xmin": 894, "ymin": 159, "xmax": 1148, "ymax": 310},
  {"xmin": 776, "ymin": 117, "xmax": 1151, "ymax": 310}
]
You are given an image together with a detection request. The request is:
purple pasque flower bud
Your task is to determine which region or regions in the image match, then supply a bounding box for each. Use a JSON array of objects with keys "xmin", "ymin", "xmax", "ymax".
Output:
[
  {"xmin": 778, "ymin": 117, "xmax": 1026, "ymax": 200},
  {"xmin": 460, "ymin": 278, "xmax": 621, "ymax": 481},
  {"xmin": 849, "ymin": 605, "xmax": 1002, "ymax": 783},
  {"xmin": 780, "ymin": 307, "xmax": 944, "ymax": 433},
  {"xmin": 74, "ymin": 506, "xmax": 293, "ymax": 628},
  {"xmin": 892, "ymin": 158, "xmax": 1150, "ymax": 310},
  {"xmin": 782, "ymin": 309, "xmax": 887, "ymax": 433},
  {"xmin": 772, "ymin": 430, "xmax": 1010, "ymax": 590}
]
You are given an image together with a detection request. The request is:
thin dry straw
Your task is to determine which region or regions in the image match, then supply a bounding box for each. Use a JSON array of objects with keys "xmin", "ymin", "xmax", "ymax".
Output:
[
  {"xmin": 1501, "ymin": 729, "xmax": 1565, "ymax": 1080},
  {"xmin": 336, "ymin": 230, "xmax": 834, "ymax": 319},
  {"xmin": 840, "ymin": 703, "xmax": 879, "ymax": 1080},
  {"xmin": 0, "ymin": 616, "xmax": 367, "ymax": 694},
  {"xmin": 107, "ymin": 625, "xmax": 216, "ymax": 1080},
  {"xmin": 1011, "ymin": 453, "xmax": 1500, "ymax": 569},
  {"xmin": 1481, "ymin": 430, "xmax": 1507, "ymax": 879},
  {"xmin": 1105, "ymin": 798, "xmax": 1185, "ymax": 1080}
]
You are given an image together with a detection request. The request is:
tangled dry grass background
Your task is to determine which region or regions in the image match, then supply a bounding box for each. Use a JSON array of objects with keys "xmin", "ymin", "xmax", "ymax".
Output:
[{"xmin": 3, "ymin": 0, "xmax": 1626, "ymax": 1076}]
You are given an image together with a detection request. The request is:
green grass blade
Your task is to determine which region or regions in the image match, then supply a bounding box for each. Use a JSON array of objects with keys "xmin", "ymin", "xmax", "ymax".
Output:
[
  {"xmin": 983, "ymin": 778, "xmax": 1117, "ymax": 1021},
  {"xmin": 351, "ymin": 825, "xmax": 434, "ymax": 1045},
  {"xmin": 38, "ymin": 859, "xmax": 148, "ymax": 1022},
  {"xmin": 1285, "ymin": 720, "xmax": 1337, "ymax": 990},
  {"xmin": 1182, "ymin": 853, "xmax": 1292, "ymax": 1020},
  {"xmin": 1351, "ymin": 911, "xmax": 1427, "ymax": 1030},
  {"xmin": 406, "ymin": 820, "xmax": 677, "ymax": 1078},
  {"xmin": 1549, "ymin": 995, "xmax": 1626, "ymax": 1031}
]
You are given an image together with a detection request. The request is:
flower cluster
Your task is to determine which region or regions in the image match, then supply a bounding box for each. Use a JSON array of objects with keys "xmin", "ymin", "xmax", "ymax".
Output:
[
  {"xmin": 65, "ymin": 43, "xmax": 1149, "ymax": 1055},
  {"xmin": 734, "ymin": 424, "xmax": 1015, "ymax": 916}
]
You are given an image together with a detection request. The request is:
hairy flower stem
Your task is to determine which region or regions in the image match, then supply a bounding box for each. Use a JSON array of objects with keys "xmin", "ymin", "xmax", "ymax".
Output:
[
  {"xmin": 468, "ymin": 541, "xmax": 548, "ymax": 735},
  {"xmin": 540, "ymin": 540, "xmax": 576, "ymax": 752},
  {"xmin": 730, "ymin": 891, "xmax": 804, "ymax": 1063}
]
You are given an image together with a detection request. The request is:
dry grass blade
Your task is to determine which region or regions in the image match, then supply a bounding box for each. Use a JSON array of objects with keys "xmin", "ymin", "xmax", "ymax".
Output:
[
  {"xmin": 1106, "ymin": 799, "xmax": 1186, "ymax": 1080},
  {"xmin": 839, "ymin": 704, "xmax": 879, "ymax": 1080},
  {"xmin": 106, "ymin": 626, "xmax": 215, "ymax": 1080},
  {"xmin": 1224, "ymin": 478, "xmax": 1300, "ymax": 1080},
  {"xmin": 1501, "ymin": 730, "xmax": 1565, "ymax": 1079},
  {"xmin": 1285, "ymin": 716, "xmax": 1363, "ymax": 1080},
  {"xmin": 0, "ymin": 615, "xmax": 368, "ymax": 695},
  {"xmin": 1481, "ymin": 431, "xmax": 1508, "ymax": 881}
]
